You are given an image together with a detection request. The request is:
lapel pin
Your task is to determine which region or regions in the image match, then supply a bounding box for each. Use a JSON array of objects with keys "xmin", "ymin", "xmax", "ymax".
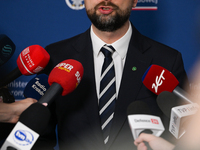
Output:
[{"xmin": 132, "ymin": 66, "xmax": 137, "ymax": 71}]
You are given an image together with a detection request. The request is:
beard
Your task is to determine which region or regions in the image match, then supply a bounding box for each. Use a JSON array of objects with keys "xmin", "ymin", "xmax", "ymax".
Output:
[{"xmin": 86, "ymin": 1, "xmax": 132, "ymax": 32}]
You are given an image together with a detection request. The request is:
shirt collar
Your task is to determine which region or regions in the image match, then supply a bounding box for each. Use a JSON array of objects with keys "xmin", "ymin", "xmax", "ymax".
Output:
[{"xmin": 91, "ymin": 21, "xmax": 132, "ymax": 59}]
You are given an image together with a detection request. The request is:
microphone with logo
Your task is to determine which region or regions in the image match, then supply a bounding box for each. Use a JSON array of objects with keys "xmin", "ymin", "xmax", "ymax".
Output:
[
  {"xmin": 0, "ymin": 102, "xmax": 51, "ymax": 150},
  {"xmin": 0, "ymin": 45, "xmax": 50, "ymax": 88},
  {"xmin": 23, "ymin": 74, "xmax": 50, "ymax": 100},
  {"xmin": 0, "ymin": 34, "xmax": 15, "ymax": 66},
  {"xmin": 127, "ymin": 101, "xmax": 165, "ymax": 150},
  {"xmin": 38, "ymin": 59, "xmax": 84, "ymax": 106},
  {"xmin": 142, "ymin": 64, "xmax": 193, "ymax": 104},
  {"xmin": 157, "ymin": 91, "xmax": 199, "ymax": 139}
]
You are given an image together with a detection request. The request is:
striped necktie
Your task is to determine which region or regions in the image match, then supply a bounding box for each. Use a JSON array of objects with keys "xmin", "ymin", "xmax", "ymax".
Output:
[{"xmin": 99, "ymin": 45, "xmax": 117, "ymax": 144}]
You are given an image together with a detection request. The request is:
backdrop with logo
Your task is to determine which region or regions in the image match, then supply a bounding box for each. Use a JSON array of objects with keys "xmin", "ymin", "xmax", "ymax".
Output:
[{"xmin": 0, "ymin": 0, "xmax": 200, "ymax": 100}]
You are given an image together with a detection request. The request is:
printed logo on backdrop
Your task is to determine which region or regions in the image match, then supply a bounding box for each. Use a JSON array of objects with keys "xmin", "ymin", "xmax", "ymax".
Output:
[
  {"xmin": 7, "ymin": 80, "xmax": 28, "ymax": 100},
  {"xmin": 65, "ymin": 0, "xmax": 85, "ymax": 10},
  {"xmin": 65, "ymin": 0, "xmax": 158, "ymax": 11},
  {"xmin": 133, "ymin": 0, "xmax": 158, "ymax": 11}
]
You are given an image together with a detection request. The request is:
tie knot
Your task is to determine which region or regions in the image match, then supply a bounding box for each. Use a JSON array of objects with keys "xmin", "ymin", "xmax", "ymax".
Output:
[{"xmin": 101, "ymin": 45, "xmax": 115, "ymax": 58}]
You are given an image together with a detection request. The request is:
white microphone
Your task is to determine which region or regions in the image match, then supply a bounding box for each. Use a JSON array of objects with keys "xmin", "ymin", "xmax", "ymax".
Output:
[
  {"xmin": 127, "ymin": 101, "xmax": 165, "ymax": 140},
  {"xmin": 169, "ymin": 103, "xmax": 199, "ymax": 139},
  {"xmin": 0, "ymin": 103, "xmax": 51, "ymax": 150}
]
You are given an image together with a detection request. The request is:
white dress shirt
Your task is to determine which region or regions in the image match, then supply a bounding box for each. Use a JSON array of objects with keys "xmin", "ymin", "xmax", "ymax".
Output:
[{"xmin": 90, "ymin": 22, "xmax": 132, "ymax": 100}]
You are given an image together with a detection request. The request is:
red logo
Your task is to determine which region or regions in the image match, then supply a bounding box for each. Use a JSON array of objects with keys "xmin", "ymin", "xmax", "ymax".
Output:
[{"xmin": 151, "ymin": 119, "xmax": 159, "ymax": 124}]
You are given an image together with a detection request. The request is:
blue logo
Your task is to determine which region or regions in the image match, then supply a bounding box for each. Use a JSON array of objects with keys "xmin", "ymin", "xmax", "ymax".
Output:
[
  {"xmin": 65, "ymin": 0, "xmax": 85, "ymax": 10},
  {"xmin": 14, "ymin": 130, "xmax": 34, "ymax": 146}
]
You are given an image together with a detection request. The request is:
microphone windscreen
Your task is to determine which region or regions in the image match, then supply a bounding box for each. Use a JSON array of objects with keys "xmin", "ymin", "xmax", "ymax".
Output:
[
  {"xmin": 24, "ymin": 74, "xmax": 50, "ymax": 100},
  {"xmin": 127, "ymin": 101, "xmax": 151, "ymax": 115},
  {"xmin": 48, "ymin": 59, "xmax": 84, "ymax": 96},
  {"xmin": 156, "ymin": 91, "xmax": 187, "ymax": 118},
  {"xmin": 142, "ymin": 64, "xmax": 179, "ymax": 95},
  {"xmin": 19, "ymin": 102, "xmax": 51, "ymax": 134},
  {"xmin": 0, "ymin": 34, "xmax": 15, "ymax": 66},
  {"xmin": 17, "ymin": 45, "xmax": 50, "ymax": 75}
]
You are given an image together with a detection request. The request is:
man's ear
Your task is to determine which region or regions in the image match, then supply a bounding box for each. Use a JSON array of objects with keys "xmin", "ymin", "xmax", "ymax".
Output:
[{"xmin": 133, "ymin": 0, "xmax": 138, "ymax": 8}]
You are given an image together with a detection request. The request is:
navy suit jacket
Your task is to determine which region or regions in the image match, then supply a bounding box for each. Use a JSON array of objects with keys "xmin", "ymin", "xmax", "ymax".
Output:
[{"xmin": 34, "ymin": 23, "xmax": 188, "ymax": 150}]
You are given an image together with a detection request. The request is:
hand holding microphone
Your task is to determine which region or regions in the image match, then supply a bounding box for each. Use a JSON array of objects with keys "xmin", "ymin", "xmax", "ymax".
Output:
[
  {"xmin": 127, "ymin": 101, "xmax": 165, "ymax": 150},
  {"xmin": 134, "ymin": 133, "xmax": 175, "ymax": 150},
  {"xmin": 127, "ymin": 101, "xmax": 165, "ymax": 139},
  {"xmin": 0, "ymin": 45, "xmax": 50, "ymax": 88},
  {"xmin": 0, "ymin": 102, "xmax": 51, "ymax": 150}
]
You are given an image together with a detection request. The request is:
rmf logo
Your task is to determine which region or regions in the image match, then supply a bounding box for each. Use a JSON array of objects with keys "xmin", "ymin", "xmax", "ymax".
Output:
[{"xmin": 65, "ymin": 0, "xmax": 85, "ymax": 10}]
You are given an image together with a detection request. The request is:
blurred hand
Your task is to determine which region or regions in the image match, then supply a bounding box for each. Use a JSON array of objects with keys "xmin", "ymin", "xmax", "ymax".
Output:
[
  {"xmin": 134, "ymin": 133, "xmax": 175, "ymax": 150},
  {"xmin": 0, "ymin": 98, "xmax": 37, "ymax": 123}
]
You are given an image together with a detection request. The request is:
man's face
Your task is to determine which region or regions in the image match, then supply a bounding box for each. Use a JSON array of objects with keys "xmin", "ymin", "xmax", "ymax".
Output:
[{"xmin": 85, "ymin": 0, "xmax": 137, "ymax": 32}]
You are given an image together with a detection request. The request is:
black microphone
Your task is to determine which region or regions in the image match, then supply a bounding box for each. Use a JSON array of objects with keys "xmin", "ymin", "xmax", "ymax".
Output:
[
  {"xmin": 127, "ymin": 101, "xmax": 165, "ymax": 150},
  {"xmin": 0, "ymin": 87, "xmax": 15, "ymax": 103},
  {"xmin": 0, "ymin": 34, "xmax": 15, "ymax": 66},
  {"xmin": 156, "ymin": 91, "xmax": 186, "ymax": 118},
  {"xmin": 0, "ymin": 102, "xmax": 51, "ymax": 150}
]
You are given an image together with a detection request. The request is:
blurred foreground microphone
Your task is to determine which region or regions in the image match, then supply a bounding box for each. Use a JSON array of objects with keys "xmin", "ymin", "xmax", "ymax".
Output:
[
  {"xmin": 0, "ymin": 34, "xmax": 15, "ymax": 66},
  {"xmin": 0, "ymin": 45, "xmax": 50, "ymax": 88},
  {"xmin": 0, "ymin": 102, "xmax": 51, "ymax": 150},
  {"xmin": 157, "ymin": 91, "xmax": 199, "ymax": 139},
  {"xmin": 127, "ymin": 101, "xmax": 165, "ymax": 140},
  {"xmin": 38, "ymin": 59, "xmax": 84, "ymax": 106},
  {"xmin": 0, "ymin": 87, "xmax": 15, "ymax": 103},
  {"xmin": 24, "ymin": 74, "xmax": 50, "ymax": 100},
  {"xmin": 157, "ymin": 91, "xmax": 188, "ymax": 118},
  {"xmin": 142, "ymin": 64, "xmax": 192, "ymax": 104}
]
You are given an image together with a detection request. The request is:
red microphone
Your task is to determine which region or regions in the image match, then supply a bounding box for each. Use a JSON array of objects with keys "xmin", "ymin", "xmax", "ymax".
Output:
[
  {"xmin": 142, "ymin": 64, "xmax": 192, "ymax": 104},
  {"xmin": 0, "ymin": 45, "xmax": 50, "ymax": 88},
  {"xmin": 38, "ymin": 59, "xmax": 84, "ymax": 105}
]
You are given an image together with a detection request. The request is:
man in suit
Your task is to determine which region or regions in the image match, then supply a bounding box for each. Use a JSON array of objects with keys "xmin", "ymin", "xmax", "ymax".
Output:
[{"xmin": 34, "ymin": 0, "xmax": 188, "ymax": 149}]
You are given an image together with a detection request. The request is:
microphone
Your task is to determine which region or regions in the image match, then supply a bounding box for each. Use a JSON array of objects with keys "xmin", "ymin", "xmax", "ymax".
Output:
[
  {"xmin": 38, "ymin": 59, "xmax": 84, "ymax": 106},
  {"xmin": 0, "ymin": 102, "xmax": 51, "ymax": 150},
  {"xmin": 127, "ymin": 101, "xmax": 165, "ymax": 140},
  {"xmin": 0, "ymin": 45, "xmax": 50, "ymax": 88},
  {"xmin": 23, "ymin": 74, "xmax": 50, "ymax": 100},
  {"xmin": 0, "ymin": 34, "xmax": 15, "ymax": 66},
  {"xmin": 142, "ymin": 64, "xmax": 193, "ymax": 104},
  {"xmin": 0, "ymin": 87, "xmax": 15, "ymax": 103},
  {"xmin": 157, "ymin": 91, "xmax": 188, "ymax": 118},
  {"xmin": 157, "ymin": 91, "xmax": 199, "ymax": 139}
]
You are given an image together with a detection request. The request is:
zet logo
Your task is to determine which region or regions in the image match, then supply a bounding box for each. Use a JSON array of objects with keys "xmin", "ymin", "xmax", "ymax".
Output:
[
  {"xmin": 65, "ymin": 0, "xmax": 85, "ymax": 10},
  {"xmin": 13, "ymin": 130, "xmax": 34, "ymax": 146}
]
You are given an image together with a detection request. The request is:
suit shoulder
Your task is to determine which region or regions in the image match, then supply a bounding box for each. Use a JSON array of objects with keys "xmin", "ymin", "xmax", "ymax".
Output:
[
  {"xmin": 45, "ymin": 30, "xmax": 89, "ymax": 50},
  {"xmin": 143, "ymin": 35, "xmax": 180, "ymax": 55}
]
